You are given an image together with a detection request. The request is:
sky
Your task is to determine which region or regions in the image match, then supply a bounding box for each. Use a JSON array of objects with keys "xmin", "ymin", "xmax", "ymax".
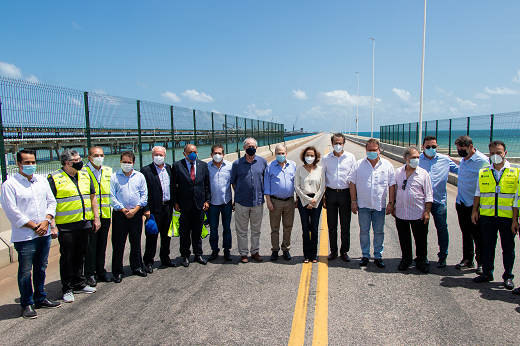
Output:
[{"xmin": 1, "ymin": 1, "xmax": 519, "ymax": 133}]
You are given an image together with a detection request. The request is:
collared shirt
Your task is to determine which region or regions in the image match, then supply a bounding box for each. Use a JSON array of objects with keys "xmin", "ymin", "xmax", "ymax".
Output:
[
  {"xmin": 1, "ymin": 173, "xmax": 57, "ymax": 243},
  {"xmin": 185, "ymin": 159, "xmax": 197, "ymax": 178},
  {"xmin": 456, "ymin": 149, "xmax": 489, "ymax": 206},
  {"xmin": 321, "ymin": 150, "xmax": 356, "ymax": 189},
  {"xmin": 294, "ymin": 165, "xmax": 326, "ymax": 208},
  {"xmin": 230, "ymin": 155, "xmax": 267, "ymax": 207},
  {"xmin": 87, "ymin": 161, "xmax": 102, "ymax": 182},
  {"xmin": 419, "ymin": 152, "xmax": 459, "ymax": 204},
  {"xmin": 350, "ymin": 157, "xmax": 396, "ymax": 211},
  {"xmin": 395, "ymin": 165, "xmax": 433, "ymax": 220},
  {"xmin": 208, "ymin": 159, "xmax": 233, "ymax": 205},
  {"xmin": 154, "ymin": 163, "xmax": 170, "ymax": 202},
  {"xmin": 263, "ymin": 159, "xmax": 296, "ymax": 199},
  {"xmin": 110, "ymin": 169, "xmax": 148, "ymax": 210}
]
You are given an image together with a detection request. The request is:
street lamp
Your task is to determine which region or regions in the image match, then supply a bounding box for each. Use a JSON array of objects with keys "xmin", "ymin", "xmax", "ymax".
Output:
[
  {"xmin": 348, "ymin": 87, "xmax": 352, "ymax": 135},
  {"xmin": 369, "ymin": 38, "xmax": 375, "ymax": 138},
  {"xmin": 356, "ymin": 72, "xmax": 359, "ymax": 136},
  {"xmin": 418, "ymin": 0, "xmax": 427, "ymax": 144}
]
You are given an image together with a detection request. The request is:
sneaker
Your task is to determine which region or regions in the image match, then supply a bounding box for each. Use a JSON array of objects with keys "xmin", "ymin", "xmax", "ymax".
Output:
[
  {"xmin": 73, "ymin": 285, "xmax": 97, "ymax": 294},
  {"xmin": 63, "ymin": 292, "xmax": 75, "ymax": 303}
]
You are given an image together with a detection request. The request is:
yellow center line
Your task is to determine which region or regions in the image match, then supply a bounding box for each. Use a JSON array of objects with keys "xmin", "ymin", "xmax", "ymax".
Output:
[{"xmin": 288, "ymin": 262, "xmax": 313, "ymax": 346}]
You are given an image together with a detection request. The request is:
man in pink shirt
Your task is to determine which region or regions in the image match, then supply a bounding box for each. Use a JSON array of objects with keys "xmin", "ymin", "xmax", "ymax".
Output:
[{"xmin": 393, "ymin": 146, "xmax": 433, "ymax": 273}]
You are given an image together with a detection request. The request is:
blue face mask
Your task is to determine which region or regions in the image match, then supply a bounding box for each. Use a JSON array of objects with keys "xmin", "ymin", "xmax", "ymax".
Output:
[
  {"xmin": 22, "ymin": 164, "xmax": 37, "ymax": 175},
  {"xmin": 424, "ymin": 148, "xmax": 436, "ymax": 157},
  {"xmin": 367, "ymin": 151, "xmax": 378, "ymax": 160},
  {"xmin": 276, "ymin": 155, "xmax": 286, "ymax": 163},
  {"xmin": 187, "ymin": 152, "xmax": 197, "ymax": 161},
  {"xmin": 246, "ymin": 147, "xmax": 256, "ymax": 156}
]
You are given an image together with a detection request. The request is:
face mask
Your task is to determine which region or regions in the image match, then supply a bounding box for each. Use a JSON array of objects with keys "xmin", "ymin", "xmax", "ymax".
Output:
[
  {"xmin": 366, "ymin": 151, "xmax": 378, "ymax": 160},
  {"xmin": 187, "ymin": 152, "xmax": 197, "ymax": 162},
  {"xmin": 490, "ymin": 154, "xmax": 503, "ymax": 165},
  {"xmin": 121, "ymin": 163, "xmax": 133, "ymax": 173},
  {"xmin": 92, "ymin": 156, "xmax": 104, "ymax": 167},
  {"xmin": 276, "ymin": 155, "xmax": 286, "ymax": 163},
  {"xmin": 424, "ymin": 148, "xmax": 436, "ymax": 157},
  {"xmin": 246, "ymin": 147, "xmax": 256, "ymax": 156},
  {"xmin": 22, "ymin": 164, "xmax": 36, "ymax": 175},
  {"xmin": 408, "ymin": 158, "xmax": 419, "ymax": 168},
  {"xmin": 213, "ymin": 154, "xmax": 223, "ymax": 163},
  {"xmin": 153, "ymin": 155, "xmax": 165, "ymax": 165},
  {"xmin": 71, "ymin": 160, "xmax": 84, "ymax": 171},
  {"xmin": 305, "ymin": 156, "xmax": 315, "ymax": 164},
  {"xmin": 457, "ymin": 149, "xmax": 468, "ymax": 158},
  {"xmin": 333, "ymin": 144, "xmax": 343, "ymax": 153}
]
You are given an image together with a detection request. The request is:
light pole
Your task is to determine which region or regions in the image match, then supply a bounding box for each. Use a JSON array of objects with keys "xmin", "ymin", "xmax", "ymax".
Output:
[
  {"xmin": 418, "ymin": 0, "xmax": 427, "ymax": 144},
  {"xmin": 348, "ymin": 87, "xmax": 352, "ymax": 135},
  {"xmin": 369, "ymin": 38, "xmax": 375, "ymax": 138},
  {"xmin": 356, "ymin": 72, "xmax": 359, "ymax": 136}
]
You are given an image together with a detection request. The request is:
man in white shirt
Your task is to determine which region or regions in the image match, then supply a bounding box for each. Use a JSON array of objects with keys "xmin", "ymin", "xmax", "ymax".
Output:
[
  {"xmin": 350, "ymin": 139, "xmax": 396, "ymax": 268},
  {"xmin": 321, "ymin": 133, "xmax": 356, "ymax": 261},
  {"xmin": 1, "ymin": 149, "xmax": 61, "ymax": 319}
]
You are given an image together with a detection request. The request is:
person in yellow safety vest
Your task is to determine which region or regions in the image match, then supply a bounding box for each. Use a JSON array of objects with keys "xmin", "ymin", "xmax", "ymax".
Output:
[
  {"xmin": 47, "ymin": 149, "xmax": 101, "ymax": 304},
  {"xmin": 84, "ymin": 146, "xmax": 113, "ymax": 287},
  {"xmin": 471, "ymin": 140, "xmax": 519, "ymax": 291}
]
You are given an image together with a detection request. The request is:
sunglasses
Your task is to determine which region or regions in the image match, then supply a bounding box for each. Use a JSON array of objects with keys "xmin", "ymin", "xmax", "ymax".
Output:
[
  {"xmin": 402, "ymin": 179, "xmax": 408, "ymax": 190},
  {"xmin": 424, "ymin": 145, "xmax": 437, "ymax": 149}
]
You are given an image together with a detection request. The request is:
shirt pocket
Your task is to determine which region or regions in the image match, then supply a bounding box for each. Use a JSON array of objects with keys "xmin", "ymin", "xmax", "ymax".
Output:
[{"xmin": 377, "ymin": 171, "xmax": 387, "ymax": 186}]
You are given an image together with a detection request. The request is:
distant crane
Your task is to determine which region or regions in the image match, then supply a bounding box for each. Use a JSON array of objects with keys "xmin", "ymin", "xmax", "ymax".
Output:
[{"xmin": 292, "ymin": 115, "xmax": 299, "ymax": 132}]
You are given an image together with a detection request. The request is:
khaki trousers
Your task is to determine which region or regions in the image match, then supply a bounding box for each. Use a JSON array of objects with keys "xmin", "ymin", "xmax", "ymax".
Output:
[
  {"xmin": 269, "ymin": 197, "xmax": 295, "ymax": 252},
  {"xmin": 235, "ymin": 203, "xmax": 264, "ymax": 256}
]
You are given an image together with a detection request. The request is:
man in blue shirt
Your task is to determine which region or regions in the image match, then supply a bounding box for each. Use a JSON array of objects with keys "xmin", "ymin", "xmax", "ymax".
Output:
[
  {"xmin": 264, "ymin": 144, "xmax": 296, "ymax": 261},
  {"xmin": 454, "ymin": 135, "xmax": 489, "ymax": 274},
  {"xmin": 207, "ymin": 144, "xmax": 233, "ymax": 262},
  {"xmin": 419, "ymin": 135, "xmax": 459, "ymax": 268},
  {"xmin": 230, "ymin": 137, "xmax": 267, "ymax": 263}
]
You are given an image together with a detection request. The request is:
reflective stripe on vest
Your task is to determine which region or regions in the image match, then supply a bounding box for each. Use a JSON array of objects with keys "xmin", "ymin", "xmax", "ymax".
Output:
[
  {"xmin": 84, "ymin": 166, "xmax": 112, "ymax": 219},
  {"xmin": 478, "ymin": 166, "xmax": 519, "ymax": 218},
  {"xmin": 49, "ymin": 169, "xmax": 94, "ymax": 224}
]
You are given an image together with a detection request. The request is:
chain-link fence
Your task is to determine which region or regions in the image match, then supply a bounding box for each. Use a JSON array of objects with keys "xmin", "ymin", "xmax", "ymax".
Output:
[
  {"xmin": 0, "ymin": 76, "xmax": 284, "ymax": 181},
  {"xmin": 380, "ymin": 112, "xmax": 520, "ymax": 157}
]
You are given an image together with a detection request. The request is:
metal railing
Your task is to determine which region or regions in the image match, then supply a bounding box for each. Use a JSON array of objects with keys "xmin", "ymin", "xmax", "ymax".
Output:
[
  {"xmin": 380, "ymin": 112, "xmax": 520, "ymax": 157},
  {"xmin": 0, "ymin": 76, "xmax": 284, "ymax": 181}
]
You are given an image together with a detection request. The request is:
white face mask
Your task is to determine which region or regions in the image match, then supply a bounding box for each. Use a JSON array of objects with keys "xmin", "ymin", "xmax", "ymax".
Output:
[
  {"xmin": 153, "ymin": 155, "xmax": 165, "ymax": 165},
  {"xmin": 305, "ymin": 156, "xmax": 315, "ymax": 164},
  {"xmin": 490, "ymin": 154, "xmax": 503, "ymax": 165},
  {"xmin": 213, "ymin": 154, "xmax": 223, "ymax": 163},
  {"xmin": 92, "ymin": 156, "xmax": 104, "ymax": 167},
  {"xmin": 333, "ymin": 144, "xmax": 343, "ymax": 153},
  {"xmin": 121, "ymin": 163, "xmax": 133, "ymax": 173},
  {"xmin": 408, "ymin": 158, "xmax": 419, "ymax": 168}
]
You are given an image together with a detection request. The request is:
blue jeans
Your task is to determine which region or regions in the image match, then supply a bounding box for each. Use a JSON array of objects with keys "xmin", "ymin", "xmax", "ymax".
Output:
[
  {"xmin": 430, "ymin": 203, "xmax": 449, "ymax": 259},
  {"xmin": 358, "ymin": 208, "xmax": 386, "ymax": 259},
  {"xmin": 13, "ymin": 235, "xmax": 51, "ymax": 308},
  {"xmin": 208, "ymin": 201, "xmax": 233, "ymax": 252}
]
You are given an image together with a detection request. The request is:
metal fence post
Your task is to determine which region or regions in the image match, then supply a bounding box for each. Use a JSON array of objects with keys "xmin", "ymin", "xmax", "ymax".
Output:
[
  {"xmin": 83, "ymin": 92, "xmax": 91, "ymax": 149},
  {"xmin": 267, "ymin": 122, "xmax": 270, "ymax": 145},
  {"xmin": 137, "ymin": 100, "xmax": 143, "ymax": 169},
  {"xmin": 211, "ymin": 112, "xmax": 215, "ymax": 144},
  {"xmin": 244, "ymin": 119, "xmax": 247, "ymax": 143},
  {"xmin": 236, "ymin": 117, "xmax": 239, "ymax": 155},
  {"xmin": 263, "ymin": 121, "xmax": 265, "ymax": 145},
  {"xmin": 448, "ymin": 119, "xmax": 452, "ymax": 156},
  {"xmin": 467, "ymin": 116, "xmax": 470, "ymax": 136},
  {"xmin": 435, "ymin": 120, "xmax": 438, "ymax": 140},
  {"xmin": 416, "ymin": 122, "xmax": 419, "ymax": 146},
  {"xmin": 170, "ymin": 106, "xmax": 175, "ymax": 163},
  {"xmin": 408, "ymin": 123, "xmax": 411, "ymax": 146},
  {"xmin": 257, "ymin": 119, "xmax": 260, "ymax": 140},
  {"xmin": 425, "ymin": 121, "xmax": 428, "ymax": 137},
  {"xmin": 490, "ymin": 114, "xmax": 494, "ymax": 142},
  {"xmin": 193, "ymin": 109, "xmax": 197, "ymax": 145},
  {"xmin": 0, "ymin": 98, "xmax": 7, "ymax": 182},
  {"xmin": 224, "ymin": 114, "xmax": 229, "ymax": 154}
]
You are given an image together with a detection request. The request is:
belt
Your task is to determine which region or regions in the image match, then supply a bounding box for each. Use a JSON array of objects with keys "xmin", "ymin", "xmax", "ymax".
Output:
[
  {"xmin": 326, "ymin": 187, "xmax": 349, "ymax": 192},
  {"xmin": 271, "ymin": 196, "xmax": 294, "ymax": 201},
  {"xmin": 162, "ymin": 201, "xmax": 170, "ymax": 205}
]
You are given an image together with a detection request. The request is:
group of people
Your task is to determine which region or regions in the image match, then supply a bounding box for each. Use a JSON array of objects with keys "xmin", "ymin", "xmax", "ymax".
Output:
[{"xmin": 3, "ymin": 132, "xmax": 519, "ymax": 320}]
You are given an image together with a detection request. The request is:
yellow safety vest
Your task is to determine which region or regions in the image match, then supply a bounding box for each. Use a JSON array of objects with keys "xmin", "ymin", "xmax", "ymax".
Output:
[
  {"xmin": 478, "ymin": 165, "xmax": 519, "ymax": 218},
  {"xmin": 49, "ymin": 169, "xmax": 94, "ymax": 224},
  {"xmin": 84, "ymin": 165, "xmax": 112, "ymax": 219}
]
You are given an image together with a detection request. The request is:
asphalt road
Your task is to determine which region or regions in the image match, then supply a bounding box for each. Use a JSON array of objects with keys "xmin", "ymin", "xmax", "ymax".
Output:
[{"xmin": 1, "ymin": 133, "xmax": 520, "ymax": 345}]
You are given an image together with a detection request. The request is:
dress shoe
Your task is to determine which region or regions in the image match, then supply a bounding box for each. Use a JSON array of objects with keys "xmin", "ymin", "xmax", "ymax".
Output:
[
  {"xmin": 194, "ymin": 255, "xmax": 207, "ymax": 265},
  {"xmin": 113, "ymin": 274, "xmax": 123, "ymax": 283},
  {"xmin": 251, "ymin": 252, "xmax": 263, "ymax": 262},
  {"xmin": 455, "ymin": 259, "xmax": 474, "ymax": 270},
  {"xmin": 437, "ymin": 258, "xmax": 447, "ymax": 268},
  {"xmin": 22, "ymin": 305, "xmax": 37, "ymax": 319},
  {"xmin": 97, "ymin": 273, "xmax": 113, "ymax": 282},
  {"xmin": 182, "ymin": 257, "xmax": 190, "ymax": 267},
  {"xmin": 162, "ymin": 260, "xmax": 178, "ymax": 268},
  {"xmin": 504, "ymin": 279, "xmax": 515, "ymax": 290},
  {"xmin": 374, "ymin": 259, "xmax": 385, "ymax": 268},
  {"xmin": 397, "ymin": 260, "xmax": 411, "ymax": 271},
  {"xmin": 424, "ymin": 259, "xmax": 430, "ymax": 266},
  {"xmin": 473, "ymin": 274, "xmax": 493, "ymax": 283},
  {"xmin": 270, "ymin": 251, "xmax": 279, "ymax": 261},
  {"xmin": 143, "ymin": 263, "xmax": 153, "ymax": 273},
  {"xmin": 240, "ymin": 255, "xmax": 248, "ymax": 263},
  {"xmin": 328, "ymin": 252, "xmax": 338, "ymax": 261},
  {"xmin": 416, "ymin": 262, "xmax": 429, "ymax": 274},
  {"xmin": 224, "ymin": 251, "xmax": 233, "ymax": 261},
  {"xmin": 86, "ymin": 276, "xmax": 97, "ymax": 287},
  {"xmin": 359, "ymin": 257, "xmax": 369, "ymax": 266},
  {"xmin": 209, "ymin": 251, "xmax": 219, "ymax": 261},
  {"xmin": 35, "ymin": 299, "xmax": 61, "ymax": 309},
  {"xmin": 283, "ymin": 251, "xmax": 292, "ymax": 260},
  {"xmin": 512, "ymin": 287, "xmax": 520, "ymax": 295},
  {"xmin": 340, "ymin": 253, "xmax": 350, "ymax": 262},
  {"xmin": 476, "ymin": 265, "xmax": 483, "ymax": 275},
  {"xmin": 133, "ymin": 269, "xmax": 147, "ymax": 277}
]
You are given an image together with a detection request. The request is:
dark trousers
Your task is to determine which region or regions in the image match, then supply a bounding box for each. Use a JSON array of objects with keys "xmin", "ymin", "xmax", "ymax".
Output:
[
  {"xmin": 84, "ymin": 217, "xmax": 111, "ymax": 278},
  {"xmin": 58, "ymin": 228, "xmax": 89, "ymax": 294},
  {"xmin": 395, "ymin": 217, "xmax": 429, "ymax": 264},
  {"xmin": 456, "ymin": 202, "xmax": 483, "ymax": 264},
  {"xmin": 209, "ymin": 201, "xmax": 233, "ymax": 252},
  {"xmin": 298, "ymin": 198, "xmax": 323, "ymax": 260},
  {"xmin": 143, "ymin": 204, "xmax": 173, "ymax": 265},
  {"xmin": 480, "ymin": 215, "xmax": 515, "ymax": 280},
  {"xmin": 325, "ymin": 188, "xmax": 351, "ymax": 254},
  {"xmin": 111, "ymin": 209, "xmax": 144, "ymax": 275},
  {"xmin": 179, "ymin": 206, "xmax": 204, "ymax": 257}
]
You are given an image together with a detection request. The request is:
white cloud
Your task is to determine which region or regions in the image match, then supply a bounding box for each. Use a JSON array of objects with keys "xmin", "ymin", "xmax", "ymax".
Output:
[
  {"xmin": 454, "ymin": 97, "xmax": 477, "ymax": 110},
  {"xmin": 0, "ymin": 61, "xmax": 22, "ymax": 78},
  {"xmin": 435, "ymin": 86, "xmax": 453, "ymax": 97},
  {"xmin": 292, "ymin": 89, "xmax": 308, "ymax": 100},
  {"xmin": 513, "ymin": 70, "xmax": 520, "ymax": 83},
  {"xmin": 68, "ymin": 96, "xmax": 82, "ymax": 107},
  {"xmin": 392, "ymin": 87, "xmax": 412, "ymax": 103},
  {"xmin": 316, "ymin": 89, "xmax": 373, "ymax": 107},
  {"xmin": 301, "ymin": 105, "xmax": 326, "ymax": 120},
  {"xmin": 244, "ymin": 103, "xmax": 272, "ymax": 118},
  {"xmin": 72, "ymin": 21, "xmax": 81, "ymax": 29},
  {"xmin": 161, "ymin": 91, "xmax": 181, "ymax": 102},
  {"xmin": 181, "ymin": 89, "xmax": 215, "ymax": 102},
  {"xmin": 26, "ymin": 75, "xmax": 39, "ymax": 83},
  {"xmin": 93, "ymin": 89, "xmax": 107, "ymax": 94},
  {"xmin": 475, "ymin": 92, "xmax": 491, "ymax": 99},
  {"xmin": 137, "ymin": 81, "xmax": 149, "ymax": 88},
  {"xmin": 484, "ymin": 87, "xmax": 519, "ymax": 95}
]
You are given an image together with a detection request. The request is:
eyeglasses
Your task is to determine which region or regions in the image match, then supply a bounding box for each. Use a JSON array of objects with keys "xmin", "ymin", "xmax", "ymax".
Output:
[
  {"xmin": 402, "ymin": 179, "xmax": 408, "ymax": 190},
  {"xmin": 424, "ymin": 145, "xmax": 437, "ymax": 149}
]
